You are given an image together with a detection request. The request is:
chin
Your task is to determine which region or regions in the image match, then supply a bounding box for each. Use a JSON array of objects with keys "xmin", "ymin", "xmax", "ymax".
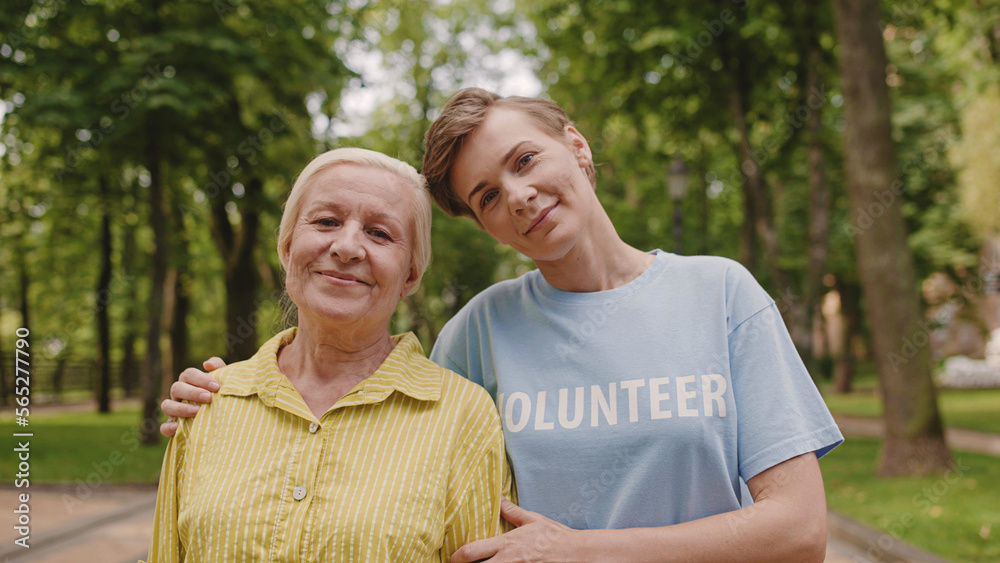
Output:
[
  {"xmin": 301, "ymin": 299, "xmax": 366, "ymax": 323},
  {"xmin": 519, "ymin": 233, "xmax": 578, "ymax": 263}
]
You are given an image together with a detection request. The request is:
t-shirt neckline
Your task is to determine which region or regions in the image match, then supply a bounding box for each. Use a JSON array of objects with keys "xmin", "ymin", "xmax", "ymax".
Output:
[{"xmin": 530, "ymin": 249, "xmax": 671, "ymax": 305}]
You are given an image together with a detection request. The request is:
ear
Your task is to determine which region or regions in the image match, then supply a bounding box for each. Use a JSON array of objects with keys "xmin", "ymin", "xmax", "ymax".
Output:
[
  {"xmin": 564, "ymin": 125, "xmax": 592, "ymax": 168},
  {"xmin": 400, "ymin": 261, "xmax": 422, "ymax": 298}
]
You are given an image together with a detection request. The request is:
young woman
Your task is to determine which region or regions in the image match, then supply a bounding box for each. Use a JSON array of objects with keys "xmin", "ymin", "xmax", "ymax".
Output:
[{"xmin": 163, "ymin": 90, "xmax": 842, "ymax": 562}]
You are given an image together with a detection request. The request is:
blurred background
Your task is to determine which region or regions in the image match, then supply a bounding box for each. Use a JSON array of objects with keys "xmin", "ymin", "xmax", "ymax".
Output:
[{"xmin": 1, "ymin": 0, "xmax": 998, "ymax": 561}]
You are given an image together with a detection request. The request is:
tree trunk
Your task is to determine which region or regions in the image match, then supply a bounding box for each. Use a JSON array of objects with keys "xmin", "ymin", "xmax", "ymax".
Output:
[
  {"xmin": 714, "ymin": 11, "xmax": 758, "ymax": 271},
  {"xmin": 167, "ymin": 191, "xmax": 190, "ymax": 395},
  {"xmin": 18, "ymin": 234, "xmax": 30, "ymax": 333},
  {"xmin": 52, "ymin": 358, "xmax": 67, "ymax": 402},
  {"xmin": 718, "ymin": 8, "xmax": 785, "ymax": 289},
  {"xmin": 122, "ymin": 330, "xmax": 138, "ymax": 396},
  {"xmin": 0, "ymin": 330, "xmax": 8, "ymax": 406},
  {"xmin": 832, "ymin": 0, "xmax": 951, "ymax": 475},
  {"xmin": 97, "ymin": 175, "xmax": 114, "ymax": 413},
  {"xmin": 13, "ymin": 231, "xmax": 31, "ymax": 405},
  {"xmin": 698, "ymin": 142, "xmax": 710, "ymax": 255},
  {"xmin": 140, "ymin": 133, "xmax": 168, "ymax": 446},
  {"xmin": 210, "ymin": 177, "xmax": 262, "ymax": 362},
  {"xmin": 833, "ymin": 279, "xmax": 862, "ymax": 394},
  {"xmin": 728, "ymin": 88, "xmax": 758, "ymax": 270},
  {"xmin": 121, "ymin": 206, "xmax": 139, "ymax": 397},
  {"xmin": 796, "ymin": 31, "xmax": 832, "ymax": 376}
]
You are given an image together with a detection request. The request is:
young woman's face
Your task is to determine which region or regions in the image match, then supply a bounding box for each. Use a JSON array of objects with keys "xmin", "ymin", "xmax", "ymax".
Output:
[
  {"xmin": 449, "ymin": 107, "xmax": 598, "ymax": 263},
  {"xmin": 285, "ymin": 163, "xmax": 419, "ymax": 331}
]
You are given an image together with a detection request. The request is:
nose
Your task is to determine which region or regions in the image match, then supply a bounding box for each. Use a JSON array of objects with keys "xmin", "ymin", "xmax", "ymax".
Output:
[
  {"xmin": 506, "ymin": 180, "xmax": 537, "ymax": 215},
  {"xmin": 328, "ymin": 223, "xmax": 366, "ymax": 262}
]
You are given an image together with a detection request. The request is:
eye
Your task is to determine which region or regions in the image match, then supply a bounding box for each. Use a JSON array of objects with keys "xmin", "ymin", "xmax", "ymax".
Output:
[
  {"xmin": 516, "ymin": 153, "xmax": 535, "ymax": 170},
  {"xmin": 315, "ymin": 217, "xmax": 339, "ymax": 227},
  {"xmin": 479, "ymin": 189, "xmax": 499, "ymax": 209},
  {"xmin": 369, "ymin": 228, "xmax": 392, "ymax": 241}
]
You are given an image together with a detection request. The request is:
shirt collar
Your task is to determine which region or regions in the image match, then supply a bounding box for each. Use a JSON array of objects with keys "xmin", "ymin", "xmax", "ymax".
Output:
[{"xmin": 219, "ymin": 328, "xmax": 442, "ymax": 413}]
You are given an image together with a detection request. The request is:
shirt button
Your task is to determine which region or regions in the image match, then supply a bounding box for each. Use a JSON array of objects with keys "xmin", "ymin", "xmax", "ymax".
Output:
[
  {"xmin": 293, "ymin": 486, "xmax": 307, "ymax": 500},
  {"xmin": 309, "ymin": 422, "xmax": 320, "ymax": 434}
]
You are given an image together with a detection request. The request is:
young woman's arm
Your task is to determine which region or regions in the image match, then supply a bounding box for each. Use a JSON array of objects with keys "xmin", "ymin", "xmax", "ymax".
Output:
[{"xmin": 450, "ymin": 452, "xmax": 827, "ymax": 563}]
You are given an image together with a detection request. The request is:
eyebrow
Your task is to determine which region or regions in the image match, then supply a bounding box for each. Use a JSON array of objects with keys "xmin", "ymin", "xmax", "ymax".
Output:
[
  {"xmin": 303, "ymin": 201, "xmax": 404, "ymax": 227},
  {"xmin": 466, "ymin": 141, "xmax": 530, "ymax": 207}
]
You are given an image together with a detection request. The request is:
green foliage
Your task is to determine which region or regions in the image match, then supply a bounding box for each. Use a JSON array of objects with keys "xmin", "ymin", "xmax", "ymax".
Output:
[
  {"xmin": 951, "ymin": 87, "xmax": 1000, "ymax": 239},
  {"xmin": 822, "ymin": 438, "xmax": 1000, "ymax": 562}
]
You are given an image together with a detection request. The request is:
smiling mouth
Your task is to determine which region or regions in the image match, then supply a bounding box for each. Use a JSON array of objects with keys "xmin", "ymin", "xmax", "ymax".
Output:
[
  {"xmin": 525, "ymin": 203, "xmax": 558, "ymax": 235},
  {"xmin": 318, "ymin": 271, "xmax": 369, "ymax": 285}
]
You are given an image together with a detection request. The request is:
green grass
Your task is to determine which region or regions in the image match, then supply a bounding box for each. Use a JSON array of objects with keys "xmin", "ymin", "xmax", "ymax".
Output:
[
  {"xmin": 1, "ymin": 407, "xmax": 168, "ymax": 484},
  {"xmin": 822, "ymin": 438, "xmax": 1000, "ymax": 562},
  {"xmin": 823, "ymin": 387, "xmax": 1000, "ymax": 435}
]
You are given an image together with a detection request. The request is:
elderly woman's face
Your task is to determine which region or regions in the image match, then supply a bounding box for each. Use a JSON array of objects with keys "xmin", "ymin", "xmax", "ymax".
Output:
[{"xmin": 285, "ymin": 163, "xmax": 419, "ymax": 331}]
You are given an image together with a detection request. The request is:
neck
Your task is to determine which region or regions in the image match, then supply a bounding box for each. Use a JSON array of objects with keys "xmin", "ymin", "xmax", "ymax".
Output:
[
  {"xmin": 534, "ymin": 208, "xmax": 654, "ymax": 292},
  {"xmin": 278, "ymin": 317, "xmax": 396, "ymax": 416}
]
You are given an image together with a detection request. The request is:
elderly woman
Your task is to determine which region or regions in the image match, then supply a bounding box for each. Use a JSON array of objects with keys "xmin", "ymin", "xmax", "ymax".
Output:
[{"xmin": 146, "ymin": 148, "xmax": 510, "ymax": 562}]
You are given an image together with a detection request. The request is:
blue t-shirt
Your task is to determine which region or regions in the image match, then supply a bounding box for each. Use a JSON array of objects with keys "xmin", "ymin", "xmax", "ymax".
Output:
[{"xmin": 430, "ymin": 250, "xmax": 843, "ymax": 530}]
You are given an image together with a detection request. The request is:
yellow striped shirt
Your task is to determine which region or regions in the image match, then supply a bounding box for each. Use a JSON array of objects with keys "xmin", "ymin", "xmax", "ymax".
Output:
[{"xmin": 147, "ymin": 328, "xmax": 511, "ymax": 562}]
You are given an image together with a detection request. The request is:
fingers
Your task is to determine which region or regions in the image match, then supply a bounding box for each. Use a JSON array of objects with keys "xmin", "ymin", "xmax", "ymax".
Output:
[
  {"xmin": 161, "ymin": 397, "xmax": 201, "ymax": 418},
  {"xmin": 159, "ymin": 419, "xmax": 178, "ymax": 438},
  {"xmin": 177, "ymin": 368, "xmax": 220, "ymax": 395},
  {"xmin": 450, "ymin": 537, "xmax": 499, "ymax": 563},
  {"xmin": 203, "ymin": 357, "xmax": 226, "ymax": 372},
  {"xmin": 499, "ymin": 497, "xmax": 539, "ymax": 528}
]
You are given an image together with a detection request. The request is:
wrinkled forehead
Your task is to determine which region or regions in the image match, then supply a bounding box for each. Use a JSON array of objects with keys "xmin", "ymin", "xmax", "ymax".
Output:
[{"xmin": 308, "ymin": 163, "xmax": 413, "ymax": 201}]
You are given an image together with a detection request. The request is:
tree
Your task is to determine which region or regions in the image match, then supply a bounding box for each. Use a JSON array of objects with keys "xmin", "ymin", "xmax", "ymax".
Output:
[
  {"xmin": 831, "ymin": 0, "xmax": 952, "ymax": 475},
  {"xmin": 96, "ymin": 174, "xmax": 113, "ymax": 412}
]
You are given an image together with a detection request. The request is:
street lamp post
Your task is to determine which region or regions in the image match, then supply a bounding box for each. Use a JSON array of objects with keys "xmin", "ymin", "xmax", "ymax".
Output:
[{"xmin": 667, "ymin": 157, "xmax": 689, "ymax": 254}]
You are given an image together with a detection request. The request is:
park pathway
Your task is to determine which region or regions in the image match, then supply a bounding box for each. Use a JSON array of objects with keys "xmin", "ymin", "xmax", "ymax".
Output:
[
  {"xmin": 833, "ymin": 414, "xmax": 1000, "ymax": 456},
  {"xmin": 0, "ymin": 486, "xmax": 154, "ymax": 563},
  {"xmin": 0, "ymin": 484, "xmax": 949, "ymax": 563}
]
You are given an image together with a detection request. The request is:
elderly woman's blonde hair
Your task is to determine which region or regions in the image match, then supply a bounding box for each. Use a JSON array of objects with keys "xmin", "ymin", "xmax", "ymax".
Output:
[{"xmin": 277, "ymin": 148, "xmax": 432, "ymax": 297}]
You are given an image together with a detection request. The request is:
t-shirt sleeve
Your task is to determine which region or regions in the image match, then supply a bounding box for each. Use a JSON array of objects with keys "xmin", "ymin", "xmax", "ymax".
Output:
[
  {"xmin": 726, "ymin": 268, "xmax": 843, "ymax": 482},
  {"xmin": 430, "ymin": 334, "xmax": 466, "ymax": 375},
  {"xmin": 430, "ymin": 312, "xmax": 474, "ymax": 380}
]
